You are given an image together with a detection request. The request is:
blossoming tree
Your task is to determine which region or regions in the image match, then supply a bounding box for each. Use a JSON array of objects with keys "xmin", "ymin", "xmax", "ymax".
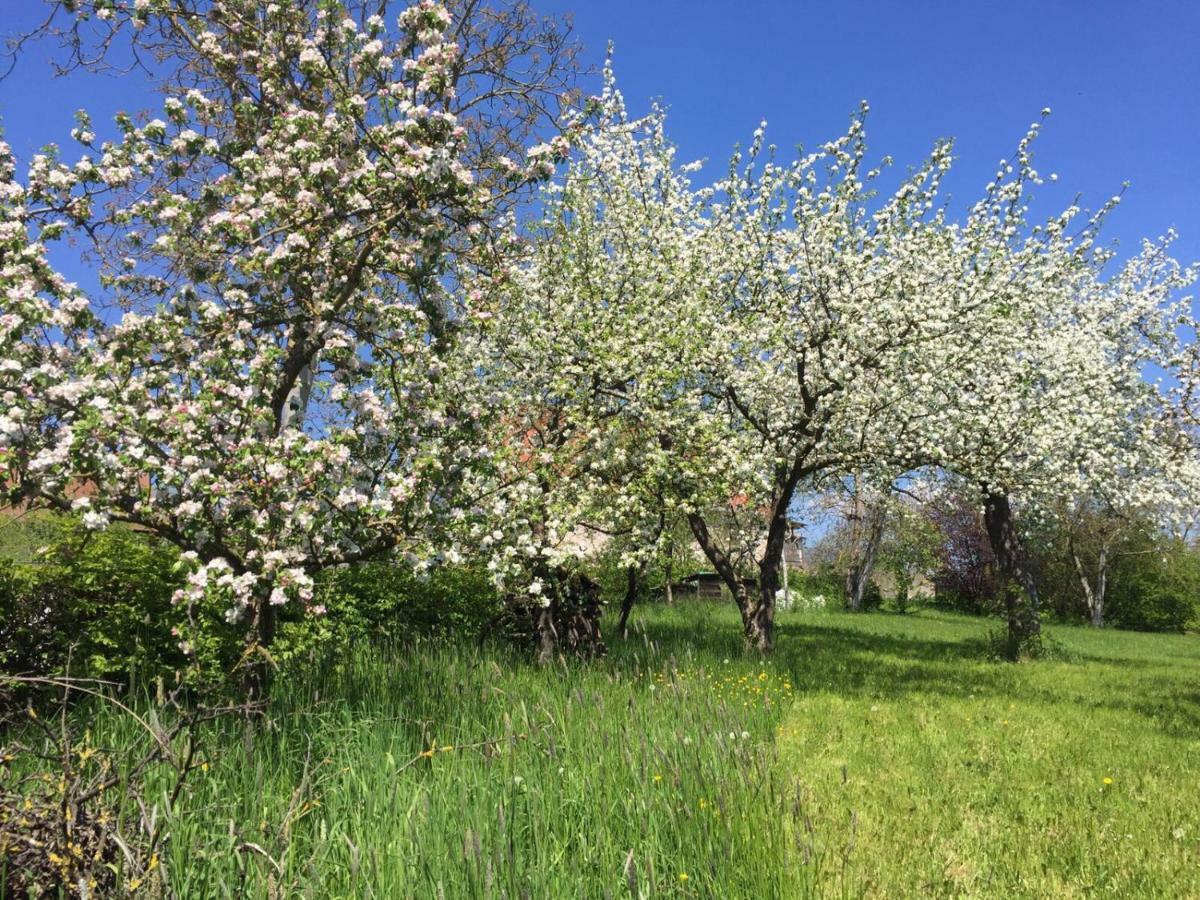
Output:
[
  {"xmin": 0, "ymin": 0, "xmax": 574, "ymax": 689},
  {"xmin": 459, "ymin": 69, "xmax": 710, "ymax": 658},
  {"xmin": 501, "ymin": 74, "xmax": 1198, "ymax": 656},
  {"xmin": 907, "ymin": 128, "xmax": 1199, "ymax": 654}
]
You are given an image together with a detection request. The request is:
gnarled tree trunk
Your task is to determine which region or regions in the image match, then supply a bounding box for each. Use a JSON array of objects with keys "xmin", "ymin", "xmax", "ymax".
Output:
[
  {"xmin": 685, "ymin": 459, "xmax": 806, "ymax": 653},
  {"xmin": 241, "ymin": 599, "xmax": 278, "ymax": 702},
  {"xmin": 533, "ymin": 567, "xmax": 605, "ymax": 664},
  {"xmin": 982, "ymin": 489, "xmax": 1040, "ymax": 659},
  {"xmin": 687, "ymin": 512, "xmax": 759, "ymax": 645}
]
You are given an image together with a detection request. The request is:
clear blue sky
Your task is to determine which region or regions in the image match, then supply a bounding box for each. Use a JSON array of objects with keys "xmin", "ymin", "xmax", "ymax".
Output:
[
  {"xmin": 534, "ymin": 0, "xmax": 1200, "ymax": 267},
  {"xmin": 2, "ymin": 0, "xmax": 1199, "ymax": 270}
]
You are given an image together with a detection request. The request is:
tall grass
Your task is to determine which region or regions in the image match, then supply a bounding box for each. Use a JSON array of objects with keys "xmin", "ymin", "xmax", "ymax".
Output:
[
  {"xmin": 5, "ymin": 602, "xmax": 1199, "ymax": 897},
  {"xmin": 78, "ymin": 606, "xmax": 795, "ymax": 897}
]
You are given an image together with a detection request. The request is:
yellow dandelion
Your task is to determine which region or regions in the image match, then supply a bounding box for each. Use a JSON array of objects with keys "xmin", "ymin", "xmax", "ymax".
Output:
[
  {"xmin": 679, "ymin": 872, "xmax": 689, "ymax": 881},
  {"xmin": 1103, "ymin": 777, "xmax": 1114, "ymax": 785}
]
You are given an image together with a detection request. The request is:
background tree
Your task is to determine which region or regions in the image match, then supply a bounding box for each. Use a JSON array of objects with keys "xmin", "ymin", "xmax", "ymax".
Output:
[
  {"xmin": 838, "ymin": 476, "xmax": 889, "ymax": 612},
  {"xmin": 896, "ymin": 115, "xmax": 1198, "ymax": 657},
  {"xmin": 922, "ymin": 478, "xmax": 998, "ymax": 613},
  {"xmin": 877, "ymin": 489, "xmax": 941, "ymax": 613}
]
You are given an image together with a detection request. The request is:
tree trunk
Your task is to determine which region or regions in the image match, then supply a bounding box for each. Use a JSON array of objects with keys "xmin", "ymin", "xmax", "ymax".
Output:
[
  {"xmin": 1093, "ymin": 549, "xmax": 1107, "ymax": 628},
  {"xmin": 242, "ymin": 600, "xmax": 277, "ymax": 701},
  {"xmin": 751, "ymin": 499, "xmax": 802, "ymax": 652},
  {"xmin": 687, "ymin": 512, "xmax": 755, "ymax": 637},
  {"xmin": 982, "ymin": 490, "xmax": 1040, "ymax": 659},
  {"xmin": 243, "ymin": 344, "xmax": 314, "ymax": 701},
  {"xmin": 533, "ymin": 568, "xmax": 605, "ymax": 663},
  {"xmin": 535, "ymin": 601, "xmax": 558, "ymax": 665},
  {"xmin": 749, "ymin": 559, "xmax": 777, "ymax": 652},
  {"xmin": 686, "ymin": 457, "xmax": 805, "ymax": 653},
  {"xmin": 617, "ymin": 565, "xmax": 640, "ymax": 637},
  {"xmin": 1068, "ymin": 536, "xmax": 1108, "ymax": 628},
  {"xmin": 664, "ymin": 541, "xmax": 675, "ymax": 606},
  {"xmin": 845, "ymin": 507, "xmax": 885, "ymax": 611}
]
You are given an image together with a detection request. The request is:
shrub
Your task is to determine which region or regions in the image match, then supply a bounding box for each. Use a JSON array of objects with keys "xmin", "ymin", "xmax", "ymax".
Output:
[
  {"xmin": 860, "ymin": 579, "xmax": 884, "ymax": 611},
  {"xmin": 272, "ymin": 560, "xmax": 506, "ymax": 668},
  {"xmin": 0, "ymin": 515, "xmax": 199, "ymax": 685},
  {"xmin": 0, "ymin": 514, "xmax": 509, "ymax": 693},
  {"xmin": 1105, "ymin": 537, "xmax": 1200, "ymax": 633}
]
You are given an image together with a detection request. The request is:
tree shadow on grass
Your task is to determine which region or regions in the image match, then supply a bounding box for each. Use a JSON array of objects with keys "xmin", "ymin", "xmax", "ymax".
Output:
[{"xmin": 621, "ymin": 606, "xmax": 1200, "ymax": 739}]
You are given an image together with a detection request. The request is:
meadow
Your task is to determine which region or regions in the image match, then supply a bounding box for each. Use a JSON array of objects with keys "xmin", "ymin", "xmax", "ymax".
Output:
[{"xmin": 5, "ymin": 602, "xmax": 1200, "ymax": 898}]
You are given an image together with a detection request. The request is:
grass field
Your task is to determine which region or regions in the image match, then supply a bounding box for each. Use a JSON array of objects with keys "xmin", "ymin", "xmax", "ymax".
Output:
[{"xmin": 7, "ymin": 602, "xmax": 1200, "ymax": 898}]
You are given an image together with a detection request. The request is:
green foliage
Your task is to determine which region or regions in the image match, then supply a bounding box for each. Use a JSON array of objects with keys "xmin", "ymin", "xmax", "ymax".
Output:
[
  {"xmin": 879, "ymin": 502, "xmax": 940, "ymax": 612},
  {"xmin": 859, "ymin": 578, "xmax": 884, "ymax": 611},
  {"xmin": 793, "ymin": 562, "xmax": 844, "ymax": 601},
  {"xmin": 586, "ymin": 519, "xmax": 709, "ymax": 609},
  {"xmin": 1026, "ymin": 511, "xmax": 1200, "ymax": 633},
  {"xmin": 0, "ymin": 513, "xmax": 509, "ymax": 693},
  {"xmin": 270, "ymin": 560, "xmax": 506, "ymax": 670},
  {"xmin": 588, "ymin": 543, "xmax": 640, "ymax": 605},
  {"xmin": 1105, "ymin": 535, "xmax": 1200, "ymax": 633},
  {"xmin": 0, "ymin": 515, "xmax": 197, "ymax": 684}
]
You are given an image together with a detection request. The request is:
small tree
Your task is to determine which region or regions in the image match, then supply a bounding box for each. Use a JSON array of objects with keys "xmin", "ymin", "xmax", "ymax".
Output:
[{"xmin": 878, "ymin": 493, "xmax": 940, "ymax": 613}]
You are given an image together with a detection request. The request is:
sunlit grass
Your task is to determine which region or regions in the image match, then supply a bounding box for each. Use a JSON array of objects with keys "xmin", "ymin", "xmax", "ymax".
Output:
[
  {"xmin": 7, "ymin": 602, "xmax": 1199, "ymax": 897},
  {"xmin": 122, "ymin": 612, "xmax": 794, "ymax": 898},
  {"xmin": 769, "ymin": 608, "xmax": 1200, "ymax": 898}
]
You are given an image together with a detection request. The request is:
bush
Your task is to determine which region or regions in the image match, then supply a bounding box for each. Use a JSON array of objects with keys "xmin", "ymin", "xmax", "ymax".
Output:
[
  {"xmin": 1022, "ymin": 511, "xmax": 1200, "ymax": 633},
  {"xmin": 1105, "ymin": 537, "xmax": 1200, "ymax": 633},
  {"xmin": 860, "ymin": 579, "xmax": 884, "ymax": 611},
  {"xmin": 0, "ymin": 515, "xmax": 197, "ymax": 685},
  {"xmin": 793, "ymin": 563, "xmax": 843, "ymax": 601},
  {"xmin": 1, "ymin": 513, "xmax": 509, "ymax": 693},
  {"xmin": 272, "ymin": 560, "xmax": 506, "ymax": 668}
]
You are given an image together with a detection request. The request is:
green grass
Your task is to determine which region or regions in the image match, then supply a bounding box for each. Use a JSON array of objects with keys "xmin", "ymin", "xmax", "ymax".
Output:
[
  {"xmin": 770, "ymin": 609, "xmax": 1200, "ymax": 898},
  {"xmin": 6, "ymin": 603, "xmax": 1200, "ymax": 897}
]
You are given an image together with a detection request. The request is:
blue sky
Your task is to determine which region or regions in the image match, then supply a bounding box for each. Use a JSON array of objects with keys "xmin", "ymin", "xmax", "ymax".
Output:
[
  {"xmin": 2, "ymin": 0, "xmax": 1198, "ymax": 272},
  {"xmin": 534, "ymin": 0, "xmax": 1200, "ymax": 267}
]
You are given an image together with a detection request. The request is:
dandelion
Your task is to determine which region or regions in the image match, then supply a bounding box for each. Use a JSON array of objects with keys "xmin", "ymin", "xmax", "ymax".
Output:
[
  {"xmin": 679, "ymin": 872, "xmax": 689, "ymax": 882},
  {"xmin": 653, "ymin": 774, "xmax": 663, "ymax": 783},
  {"xmin": 1103, "ymin": 776, "xmax": 1114, "ymax": 785}
]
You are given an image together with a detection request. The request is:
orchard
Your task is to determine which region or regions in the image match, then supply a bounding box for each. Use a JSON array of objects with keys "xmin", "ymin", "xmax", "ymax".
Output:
[{"xmin": 3, "ymin": 2, "xmax": 1200, "ymax": 896}]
